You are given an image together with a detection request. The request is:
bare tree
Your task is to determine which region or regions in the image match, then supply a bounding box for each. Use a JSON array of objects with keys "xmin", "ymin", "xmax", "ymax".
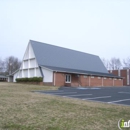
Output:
[
  {"xmin": 123, "ymin": 57, "xmax": 130, "ymax": 68},
  {"xmin": 4, "ymin": 56, "xmax": 21, "ymax": 75},
  {"xmin": 109, "ymin": 57, "xmax": 122, "ymax": 70},
  {"xmin": 0, "ymin": 58, "xmax": 5, "ymax": 73},
  {"xmin": 102, "ymin": 58, "xmax": 110, "ymax": 70}
]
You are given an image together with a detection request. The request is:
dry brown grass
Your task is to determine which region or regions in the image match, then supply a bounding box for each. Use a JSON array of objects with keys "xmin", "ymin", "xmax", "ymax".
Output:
[{"xmin": 0, "ymin": 82, "xmax": 130, "ymax": 130}]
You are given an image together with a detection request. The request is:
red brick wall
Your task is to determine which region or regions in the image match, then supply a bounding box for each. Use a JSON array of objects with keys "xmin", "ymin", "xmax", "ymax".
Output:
[
  {"xmin": 54, "ymin": 72, "xmax": 123, "ymax": 87},
  {"xmin": 54, "ymin": 73, "xmax": 80, "ymax": 87},
  {"xmin": 109, "ymin": 70, "xmax": 128, "ymax": 86},
  {"xmin": 120, "ymin": 70, "xmax": 127, "ymax": 86},
  {"xmin": 80, "ymin": 75, "xmax": 89, "ymax": 86},
  {"xmin": 54, "ymin": 72, "xmax": 65, "ymax": 86},
  {"xmin": 103, "ymin": 78, "xmax": 113, "ymax": 86},
  {"xmin": 114, "ymin": 79, "xmax": 123, "ymax": 86},
  {"xmin": 71, "ymin": 74, "xmax": 79, "ymax": 86},
  {"xmin": 89, "ymin": 76, "xmax": 102, "ymax": 87},
  {"xmin": 112, "ymin": 70, "xmax": 118, "ymax": 76}
]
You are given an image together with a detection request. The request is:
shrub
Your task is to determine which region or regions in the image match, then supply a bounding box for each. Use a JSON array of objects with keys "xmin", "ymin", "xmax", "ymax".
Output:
[{"xmin": 16, "ymin": 77, "xmax": 43, "ymax": 82}]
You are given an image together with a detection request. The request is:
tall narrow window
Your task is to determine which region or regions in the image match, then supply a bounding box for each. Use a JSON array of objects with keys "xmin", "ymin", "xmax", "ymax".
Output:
[{"xmin": 65, "ymin": 74, "xmax": 71, "ymax": 83}]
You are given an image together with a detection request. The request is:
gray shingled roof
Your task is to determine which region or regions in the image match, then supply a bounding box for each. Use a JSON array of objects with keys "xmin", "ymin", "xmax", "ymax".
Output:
[
  {"xmin": 0, "ymin": 75, "xmax": 7, "ymax": 78},
  {"xmin": 41, "ymin": 65, "xmax": 122, "ymax": 78},
  {"xmin": 30, "ymin": 40, "xmax": 108, "ymax": 74}
]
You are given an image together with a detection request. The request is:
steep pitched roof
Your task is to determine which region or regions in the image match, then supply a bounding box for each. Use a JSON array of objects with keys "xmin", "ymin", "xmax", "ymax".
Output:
[{"xmin": 30, "ymin": 40, "xmax": 108, "ymax": 74}]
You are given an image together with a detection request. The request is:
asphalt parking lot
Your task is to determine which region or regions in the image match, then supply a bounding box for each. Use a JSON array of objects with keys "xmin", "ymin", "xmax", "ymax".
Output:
[{"xmin": 36, "ymin": 86, "xmax": 130, "ymax": 106}]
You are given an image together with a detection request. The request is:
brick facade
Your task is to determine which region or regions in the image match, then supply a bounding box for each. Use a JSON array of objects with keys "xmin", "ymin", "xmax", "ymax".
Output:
[
  {"xmin": 109, "ymin": 69, "xmax": 130, "ymax": 86},
  {"xmin": 54, "ymin": 72, "xmax": 65, "ymax": 86},
  {"xmin": 80, "ymin": 75, "xmax": 89, "ymax": 86},
  {"xmin": 121, "ymin": 70, "xmax": 128, "ymax": 86},
  {"xmin": 114, "ymin": 79, "xmax": 123, "ymax": 86},
  {"xmin": 53, "ymin": 72, "xmax": 123, "ymax": 87},
  {"xmin": 89, "ymin": 76, "xmax": 102, "ymax": 87}
]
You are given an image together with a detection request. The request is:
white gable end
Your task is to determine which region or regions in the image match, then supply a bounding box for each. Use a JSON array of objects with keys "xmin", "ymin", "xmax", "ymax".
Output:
[
  {"xmin": 15, "ymin": 42, "xmax": 41, "ymax": 80},
  {"xmin": 41, "ymin": 67, "xmax": 53, "ymax": 82},
  {"xmin": 29, "ymin": 43, "xmax": 35, "ymax": 59},
  {"xmin": 23, "ymin": 42, "xmax": 35, "ymax": 60},
  {"xmin": 24, "ymin": 44, "xmax": 29, "ymax": 60}
]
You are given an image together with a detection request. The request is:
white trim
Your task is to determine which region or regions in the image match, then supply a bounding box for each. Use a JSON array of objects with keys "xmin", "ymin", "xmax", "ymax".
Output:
[
  {"xmin": 40, "ymin": 66, "xmax": 53, "ymax": 72},
  {"xmin": 84, "ymin": 75, "xmax": 87, "ymax": 78},
  {"xmin": 65, "ymin": 74, "xmax": 71, "ymax": 83},
  {"xmin": 41, "ymin": 69, "xmax": 117, "ymax": 78},
  {"xmin": 37, "ymin": 67, "xmax": 121, "ymax": 80}
]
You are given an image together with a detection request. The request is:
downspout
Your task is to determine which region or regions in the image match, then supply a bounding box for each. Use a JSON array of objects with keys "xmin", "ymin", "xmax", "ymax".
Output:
[
  {"xmin": 89, "ymin": 75, "xmax": 90, "ymax": 87},
  {"xmin": 39, "ymin": 66, "xmax": 44, "ymax": 82},
  {"xmin": 78, "ymin": 75, "xmax": 81, "ymax": 87},
  {"xmin": 53, "ymin": 71, "xmax": 57, "ymax": 86},
  {"xmin": 113, "ymin": 78, "xmax": 114, "ymax": 86},
  {"xmin": 127, "ymin": 69, "xmax": 129, "ymax": 85},
  {"xmin": 54, "ymin": 72, "xmax": 55, "ymax": 86}
]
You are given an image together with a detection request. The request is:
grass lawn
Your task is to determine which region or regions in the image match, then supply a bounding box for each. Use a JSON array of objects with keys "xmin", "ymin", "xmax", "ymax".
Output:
[{"xmin": 0, "ymin": 82, "xmax": 130, "ymax": 130}]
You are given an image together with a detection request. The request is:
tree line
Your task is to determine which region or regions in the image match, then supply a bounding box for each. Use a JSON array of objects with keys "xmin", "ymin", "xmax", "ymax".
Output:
[
  {"xmin": 102, "ymin": 57, "xmax": 130, "ymax": 70},
  {"xmin": 0, "ymin": 56, "xmax": 21, "ymax": 75}
]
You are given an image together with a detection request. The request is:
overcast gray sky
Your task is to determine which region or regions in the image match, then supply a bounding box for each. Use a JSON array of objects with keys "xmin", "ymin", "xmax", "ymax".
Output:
[{"xmin": 0, "ymin": 0, "xmax": 130, "ymax": 61}]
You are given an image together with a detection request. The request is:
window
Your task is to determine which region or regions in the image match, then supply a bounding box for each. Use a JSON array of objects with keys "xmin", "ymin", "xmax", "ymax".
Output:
[
  {"xmin": 98, "ymin": 77, "xmax": 101, "ymax": 79},
  {"xmin": 119, "ymin": 79, "xmax": 121, "ymax": 80},
  {"xmin": 109, "ymin": 78, "xmax": 112, "ymax": 80},
  {"xmin": 84, "ymin": 75, "xmax": 87, "ymax": 78},
  {"xmin": 110, "ymin": 70, "xmax": 112, "ymax": 73},
  {"xmin": 104, "ymin": 77, "xmax": 106, "ymax": 79},
  {"xmin": 91, "ymin": 76, "xmax": 94, "ymax": 78},
  {"xmin": 65, "ymin": 74, "xmax": 71, "ymax": 83}
]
